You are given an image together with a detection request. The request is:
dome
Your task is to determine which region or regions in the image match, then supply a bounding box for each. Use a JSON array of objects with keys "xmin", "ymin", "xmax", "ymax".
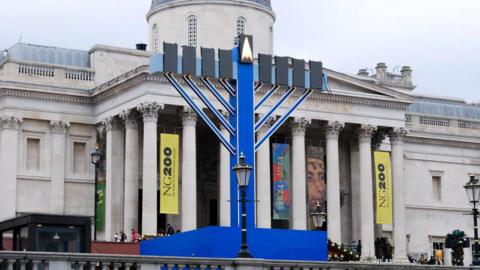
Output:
[
  {"xmin": 151, "ymin": 0, "xmax": 272, "ymax": 10},
  {"xmin": 147, "ymin": 0, "xmax": 275, "ymax": 55}
]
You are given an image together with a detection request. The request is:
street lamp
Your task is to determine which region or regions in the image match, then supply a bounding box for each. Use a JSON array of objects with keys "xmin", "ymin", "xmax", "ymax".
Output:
[
  {"xmin": 311, "ymin": 201, "xmax": 327, "ymax": 230},
  {"xmin": 464, "ymin": 175, "xmax": 480, "ymax": 266},
  {"xmin": 91, "ymin": 146, "xmax": 103, "ymax": 241},
  {"xmin": 233, "ymin": 154, "xmax": 253, "ymax": 258}
]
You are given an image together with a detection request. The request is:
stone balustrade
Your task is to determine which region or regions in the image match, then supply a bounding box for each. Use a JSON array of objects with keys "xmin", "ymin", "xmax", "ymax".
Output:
[
  {"xmin": 0, "ymin": 251, "xmax": 475, "ymax": 270},
  {"xmin": 0, "ymin": 61, "xmax": 95, "ymax": 89}
]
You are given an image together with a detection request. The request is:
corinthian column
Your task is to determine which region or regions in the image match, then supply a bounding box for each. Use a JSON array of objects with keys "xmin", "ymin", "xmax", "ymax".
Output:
[
  {"xmin": 103, "ymin": 116, "xmax": 125, "ymax": 241},
  {"xmin": 138, "ymin": 102, "xmax": 163, "ymax": 235},
  {"xmin": 181, "ymin": 108, "xmax": 197, "ymax": 232},
  {"xmin": 219, "ymin": 111, "xmax": 230, "ymax": 227},
  {"xmin": 256, "ymin": 115, "xmax": 275, "ymax": 228},
  {"xmin": 358, "ymin": 124, "xmax": 376, "ymax": 259},
  {"xmin": 291, "ymin": 117, "xmax": 310, "ymax": 230},
  {"xmin": 326, "ymin": 121, "xmax": 344, "ymax": 243},
  {"xmin": 0, "ymin": 116, "xmax": 22, "ymax": 221},
  {"xmin": 390, "ymin": 128, "xmax": 409, "ymax": 263},
  {"xmin": 120, "ymin": 110, "xmax": 140, "ymax": 233},
  {"xmin": 49, "ymin": 121, "xmax": 70, "ymax": 214}
]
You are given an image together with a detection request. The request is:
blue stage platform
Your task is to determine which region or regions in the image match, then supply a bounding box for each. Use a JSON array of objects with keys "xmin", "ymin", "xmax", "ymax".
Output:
[{"xmin": 140, "ymin": 226, "xmax": 328, "ymax": 261}]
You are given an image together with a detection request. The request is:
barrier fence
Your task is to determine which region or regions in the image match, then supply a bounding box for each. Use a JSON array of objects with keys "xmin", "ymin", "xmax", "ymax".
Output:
[{"xmin": 0, "ymin": 251, "xmax": 478, "ymax": 270}]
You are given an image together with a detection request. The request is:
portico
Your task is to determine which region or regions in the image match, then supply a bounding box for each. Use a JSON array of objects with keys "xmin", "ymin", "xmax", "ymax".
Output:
[{"xmin": 89, "ymin": 66, "xmax": 412, "ymax": 262}]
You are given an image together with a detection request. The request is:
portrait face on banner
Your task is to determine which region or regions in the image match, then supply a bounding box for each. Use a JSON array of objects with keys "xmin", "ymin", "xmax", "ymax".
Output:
[{"xmin": 307, "ymin": 146, "xmax": 326, "ymax": 217}]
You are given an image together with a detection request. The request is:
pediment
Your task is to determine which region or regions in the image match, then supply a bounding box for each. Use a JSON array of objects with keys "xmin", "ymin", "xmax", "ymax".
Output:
[{"xmin": 326, "ymin": 68, "xmax": 414, "ymax": 104}]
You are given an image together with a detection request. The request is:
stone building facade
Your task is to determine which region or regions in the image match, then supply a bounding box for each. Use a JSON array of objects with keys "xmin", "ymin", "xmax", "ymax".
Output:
[{"xmin": 0, "ymin": 0, "xmax": 479, "ymax": 264}]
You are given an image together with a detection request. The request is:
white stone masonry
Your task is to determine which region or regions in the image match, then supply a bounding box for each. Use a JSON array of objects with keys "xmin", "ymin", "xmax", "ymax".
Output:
[
  {"xmin": 256, "ymin": 115, "xmax": 276, "ymax": 229},
  {"xmin": 103, "ymin": 117, "xmax": 125, "ymax": 241},
  {"xmin": 326, "ymin": 121, "xmax": 344, "ymax": 243},
  {"xmin": 120, "ymin": 110, "xmax": 140, "ymax": 234},
  {"xmin": 138, "ymin": 102, "xmax": 163, "ymax": 235},
  {"xmin": 181, "ymin": 108, "xmax": 197, "ymax": 232},
  {"xmin": 0, "ymin": 116, "xmax": 22, "ymax": 221},
  {"xmin": 219, "ymin": 112, "xmax": 231, "ymax": 227},
  {"xmin": 49, "ymin": 121, "xmax": 70, "ymax": 214},
  {"xmin": 291, "ymin": 117, "xmax": 310, "ymax": 230},
  {"xmin": 358, "ymin": 124, "xmax": 376, "ymax": 259},
  {"xmin": 390, "ymin": 128, "xmax": 409, "ymax": 263}
]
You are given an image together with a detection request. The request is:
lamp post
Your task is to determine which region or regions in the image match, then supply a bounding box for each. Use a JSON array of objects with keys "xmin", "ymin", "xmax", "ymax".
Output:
[
  {"xmin": 233, "ymin": 154, "xmax": 253, "ymax": 258},
  {"xmin": 464, "ymin": 175, "xmax": 480, "ymax": 266},
  {"xmin": 91, "ymin": 146, "xmax": 103, "ymax": 241},
  {"xmin": 311, "ymin": 201, "xmax": 327, "ymax": 230}
]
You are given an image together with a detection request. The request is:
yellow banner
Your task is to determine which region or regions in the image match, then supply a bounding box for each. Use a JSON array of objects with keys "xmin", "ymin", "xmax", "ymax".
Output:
[
  {"xmin": 160, "ymin": 134, "xmax": 179, "ymax": 214},
  {"xmin": 374, "ymin": 151, "xmax": 393, "ymax": 224}
]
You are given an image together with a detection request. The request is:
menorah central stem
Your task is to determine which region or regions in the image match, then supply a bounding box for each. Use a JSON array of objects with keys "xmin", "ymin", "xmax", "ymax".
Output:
[{"xmin": 230, "ymin": 48, "xmax": 255, "ymax": 229}]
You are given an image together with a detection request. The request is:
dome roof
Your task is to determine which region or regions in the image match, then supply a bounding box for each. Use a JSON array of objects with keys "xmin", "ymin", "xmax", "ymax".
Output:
[{"xmin": 151, "ymin": 0, "xmax": 272, "ymax": 10}]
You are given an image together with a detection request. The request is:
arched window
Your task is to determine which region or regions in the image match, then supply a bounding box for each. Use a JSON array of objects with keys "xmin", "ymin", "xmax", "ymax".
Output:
[
  {"xmin": 235, "ymin": 16, "xmax": 247, "ymax": 45},
  {"xmin": 187, "ymin": 15, "xmax": 197, "ymax": 47},
  {"xmin": 153, "ymin": 24, "xmax": 159, "ymax": 52}
]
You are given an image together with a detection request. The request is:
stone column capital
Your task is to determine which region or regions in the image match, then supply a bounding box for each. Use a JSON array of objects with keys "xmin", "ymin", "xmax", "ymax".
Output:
[
  {"xmin": 181, "ymin": 108, "xmax": 197, "ymax": 127},
  {"xmin": 389, "ymin": 127, "xmax": 408, "ymax": 144},
  {"xmin": 358, "ymin": 124, "xmax": 376, "ymax": 142},
  {"xmin": 0, "ymin": 116, "xmax": 23, "ymax": 130},
  {"xmin": 218, "ymin": 110, "xmax": 230, "ymax": 131},
  {"xmin": 102, "ymin": 116, "xmax": 123, "ymax": 132},
  {"xmin": 326, "ymin": 121, "xmax": 344, "ymax": 139},
  {"xmin": 220, "ymin": 110, "xmax": 230, "ymax": 119},
  {"xmin": 137, "ymin": 102, "xmax": 164, "ymax": 123},
  {"xmin": 258, "ymin": 114, "xmax": 277, "ymax": 133},
  {"xmin": 291, "ymin": 117, "xmax": 311, "ymax": 136},
  {"xmin": 119, "ymin": 109, "xmax": 139, "ymax": 129},
  {"xmin": 50, "ymin": 121, "xmax": 70, "ymax": 134}
]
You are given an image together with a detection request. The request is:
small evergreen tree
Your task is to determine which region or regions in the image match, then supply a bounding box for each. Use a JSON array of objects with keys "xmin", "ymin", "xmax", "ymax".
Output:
[
  {"xmin": 446, "ymin": 230, "xmax": 468, "ymax": 266},
  {"xmin": 328, "ymin": 240, "xmax": 360, "ymax": 261}
]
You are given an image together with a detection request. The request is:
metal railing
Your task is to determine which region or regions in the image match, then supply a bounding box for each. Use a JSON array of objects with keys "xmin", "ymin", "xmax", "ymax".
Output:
[{"xmin": 0, "ymin": 251, "xmax": 476, "ymax": 270}]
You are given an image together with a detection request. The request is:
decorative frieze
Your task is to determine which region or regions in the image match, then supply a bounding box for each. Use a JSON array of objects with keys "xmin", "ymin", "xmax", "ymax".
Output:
[
  {"xmin": 404, "ymin": 136, "xmax": 480, "ymax": 150},
  {"xmin": 254, "ymin": 84, "xmax": 411, "ymax": 110},
  {"xmin": 137, "ymin": 102, "xmax": 164, "ymax": 123},
  {"xmin": 325, "ymin": 121, "xmax": 344, "ymax": 139},
  {"xmin": 0, "ymin": 89, "xmax": 92, "ymax": 104},
  {"xmin": 358, "ymin": 124, "xmax": 376, "ymax": 142},
  {"xmin": 119, "ymin": 109, "xmax": 139, "ymax": 129},
  {"xmin": 49, "ymin": 121, "xmax": 70, "ymax": 134},
  {"xmin": 0, "ymin": 116, "xmax": 23, "ymax": 130},
  {"xmin": 291, "ymin": 117, "xmax": 311, "ymax": 136},
  {"xmin": 181, "ymin": 108, "xmax": 197, "ymax": 127}
]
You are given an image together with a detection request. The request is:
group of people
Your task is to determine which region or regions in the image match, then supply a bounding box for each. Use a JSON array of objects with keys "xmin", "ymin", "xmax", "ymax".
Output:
[
  {"xmin": 113, "ymin": 229, "xmax": 141, "ymax": 243},
  {"xmin": 112, "ymin": 225, "xmax": 176, "ymax": 243},
  {"xmin": 408, "ymin": 254, "xmax": 443, "ymax": 265}
]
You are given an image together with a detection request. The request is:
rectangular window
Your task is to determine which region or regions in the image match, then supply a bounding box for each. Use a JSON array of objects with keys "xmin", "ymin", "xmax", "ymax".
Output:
[
  {"xmin": 73, "ymin": 142, "xmax": 86, "ymax": 174},
  {"xmin": 26, "ymin": 138, "xmax": 40, "ymax": 171},
  {"xmin": 432, "ymin": 176, "xmax": 441, "ymax": 202}
]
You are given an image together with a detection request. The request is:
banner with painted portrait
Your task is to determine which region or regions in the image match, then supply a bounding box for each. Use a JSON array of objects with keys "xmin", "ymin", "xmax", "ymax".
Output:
[
  {"xmin": 307, "ymin": 146, "xmax": 326, "ymax": 220},
  {"xmin": 271, "ymin": 143, "xmax": 291, "ymax": 220}
]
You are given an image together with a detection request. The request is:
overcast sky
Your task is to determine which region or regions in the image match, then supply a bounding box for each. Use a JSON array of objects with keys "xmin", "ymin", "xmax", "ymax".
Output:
[{"xmin": 1, "ymin": 0, "xmax": 479, "ymax": 102}]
